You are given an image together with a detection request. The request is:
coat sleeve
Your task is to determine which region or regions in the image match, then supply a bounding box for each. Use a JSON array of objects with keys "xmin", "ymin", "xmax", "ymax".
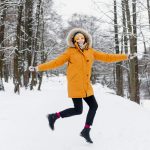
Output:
[
  {"xmin": 92, "ymin": 48, "xmax": 128, "ymax": 63},
  {"xmin": 37, "ymin": 49, "xmax": 70, "ymax": 71}
]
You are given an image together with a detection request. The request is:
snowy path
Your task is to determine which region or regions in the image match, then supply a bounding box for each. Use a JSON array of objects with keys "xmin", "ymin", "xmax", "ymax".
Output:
[{"xmin": 0, "ymin": 76, "xmax": 150, "ymax": 150}]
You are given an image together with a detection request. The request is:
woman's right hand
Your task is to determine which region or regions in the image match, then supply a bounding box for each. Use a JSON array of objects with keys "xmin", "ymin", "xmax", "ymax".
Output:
[{"xmin": 29, "ymin": 66, "xmax": 38, "ymax": 72}]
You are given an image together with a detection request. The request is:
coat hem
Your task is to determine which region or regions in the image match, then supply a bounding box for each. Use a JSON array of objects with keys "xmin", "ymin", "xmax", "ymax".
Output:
[{"xmin": 68, "ymin": 93, "xmax": 94, "ymax": 98}]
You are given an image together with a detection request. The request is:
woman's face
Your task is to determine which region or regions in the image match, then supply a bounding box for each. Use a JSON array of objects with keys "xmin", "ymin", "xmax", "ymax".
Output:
[{"xmin": 74, "ymin": 33, "xmax": 85, "ymax": 45}]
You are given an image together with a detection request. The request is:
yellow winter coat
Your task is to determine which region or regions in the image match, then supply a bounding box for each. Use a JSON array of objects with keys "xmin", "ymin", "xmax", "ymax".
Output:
[{"xmin": 37, "ymin": 28, "xmax": 128, "ymax": 98}]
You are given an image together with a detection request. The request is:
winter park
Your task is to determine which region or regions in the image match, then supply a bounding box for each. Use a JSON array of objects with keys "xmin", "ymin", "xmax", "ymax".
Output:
[{"xmin": 0, "ymin": 0, "xmax": 150, "ymax": 150}]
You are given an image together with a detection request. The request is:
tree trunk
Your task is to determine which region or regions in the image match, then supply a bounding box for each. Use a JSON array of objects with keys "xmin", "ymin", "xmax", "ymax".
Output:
[
  {"xmin": 0, "ymin": 0, "xmax": 6, "ymax": 91},
  {"xmin": 4, "ymin": 63, "xmax": 9, "ymax": 83},
  {"xmin": 122, "ymin": 0, "xmax": 128, "ymax": 54},
  {"xmin": 147, "ymin": 0, "xmax": 150, "ymax": 30},
  {"xmin": 24, "ymin": 0, "xmax": 34, "ymax": 88},
  {"xmin": 30, "ymin": 0, "xmax": 42, "ymax": 90},
  {"xmin": 14, "ymin": 1, "xmax": 23, "ymax": 93},
  {"xmin": 122, "ymin": 0, "xmax": 130, "ymax": 97},
  {"xmin": 131, "ymin": 0, "xmax": 140, "ymax": 103},
  {"xmin": 38, "ymin": 6, "xmax": 44, "ymax": 91},
  {"xmin": 125, "ymin": 0, "xmax": 140, "ymax": 103},
  {"xmin": 114, "ymin": 0, "xmax": 123, "ymax": 96}
]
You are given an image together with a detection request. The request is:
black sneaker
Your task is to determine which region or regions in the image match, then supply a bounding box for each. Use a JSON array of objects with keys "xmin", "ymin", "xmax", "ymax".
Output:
[
  {"xmin": 80, "ymin": 128, "xmax": 93, "ymax": 143},
  {"xmin": 47, "ymin": 113, "xmax": 58, "ymax": 130}
]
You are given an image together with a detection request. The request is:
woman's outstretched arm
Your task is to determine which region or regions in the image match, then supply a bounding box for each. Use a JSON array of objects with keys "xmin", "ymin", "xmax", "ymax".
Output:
[
  {"xmin": 92, "ymin": 48, "xmax": 128, "ymax": 63},
  {"xmin": 36, "ymin": 48, "xmax": 70, "ymax": 72}
]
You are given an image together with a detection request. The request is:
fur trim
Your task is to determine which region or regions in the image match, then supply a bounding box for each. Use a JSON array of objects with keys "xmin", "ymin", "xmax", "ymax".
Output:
[{"xmin": 66, "ymin": 28, "xmax": 92, "ymax": 48}]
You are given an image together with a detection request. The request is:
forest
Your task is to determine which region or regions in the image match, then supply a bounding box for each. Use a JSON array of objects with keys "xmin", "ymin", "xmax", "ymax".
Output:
[{"xmin": 0, "ymin": 0, "xmax": 150, "ymax": 103}]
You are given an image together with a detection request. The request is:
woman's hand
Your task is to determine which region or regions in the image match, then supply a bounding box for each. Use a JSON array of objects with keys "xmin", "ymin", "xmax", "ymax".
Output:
[
  {"xmin": 29, "ymin": 66, "xmax": 38, "ymax": 72},
  {"xmin": 128, "ymin": 53, "xmax": 137, "ymax": 60}
]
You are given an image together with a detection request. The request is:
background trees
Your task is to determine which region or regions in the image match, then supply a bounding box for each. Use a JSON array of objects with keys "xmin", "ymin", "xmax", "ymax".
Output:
[{"xmin": 0, "ymin": 0, "xmax": 149, "ymax": 103}]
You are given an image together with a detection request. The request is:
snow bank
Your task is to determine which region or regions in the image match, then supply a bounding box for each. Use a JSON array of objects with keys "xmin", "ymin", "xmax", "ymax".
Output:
[{"xmin": 0, "ymin": 76, "xmax": 150, "ymax": 150}]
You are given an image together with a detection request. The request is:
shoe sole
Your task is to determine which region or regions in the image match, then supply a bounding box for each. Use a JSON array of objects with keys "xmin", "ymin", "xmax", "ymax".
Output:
[
  {"xmin": 46, "ymin": 115, "xmax": 54, "ymax": 130},
  {"xmin": 80, "ymin": 133, "xmax": 93, "ymax": 144}
]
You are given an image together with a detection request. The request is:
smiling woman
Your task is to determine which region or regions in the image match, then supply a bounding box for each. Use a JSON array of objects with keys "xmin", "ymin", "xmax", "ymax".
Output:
[{"xmin": 29, "ymin": 27, "xmax": 129, "ymax": 144}]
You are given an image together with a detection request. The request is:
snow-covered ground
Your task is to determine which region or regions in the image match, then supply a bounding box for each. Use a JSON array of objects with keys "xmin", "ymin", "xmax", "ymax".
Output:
[{"xmin": 0, "ymin": 75, "xmax": 150, "ymax": 150}]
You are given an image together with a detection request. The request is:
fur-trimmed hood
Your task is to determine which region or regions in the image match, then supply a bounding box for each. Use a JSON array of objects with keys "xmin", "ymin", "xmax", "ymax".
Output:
[{"xmin": 66, "ymin": 28, "xmax": 92, "ymax": 48}]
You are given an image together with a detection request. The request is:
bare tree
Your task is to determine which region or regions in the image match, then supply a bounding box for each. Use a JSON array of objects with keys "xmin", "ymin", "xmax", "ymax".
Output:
[
  {"xmin": 114, "ymin": 0, "xmax": 124, "ymax": 96},
  {"xmin": 0, "ymin": 0, "xmax": 6, "ymax": 91},
  {"xmin": 24, "ymin": 0, "xmax": 34, "ymax": 88},
  {"xmin": 13, "ymin": 0, "xmax": 24, "ymax": 93},
  {"xmin": 30, "ymin": 0, "xmax": 42, "ymax": 90},
  {"xmin": 124, "ymin": 0, "xmax": 140, "ymax": 103},
  {"xmin": 147, "ymin": 0, "xmax": 150, "ymax": 30}
]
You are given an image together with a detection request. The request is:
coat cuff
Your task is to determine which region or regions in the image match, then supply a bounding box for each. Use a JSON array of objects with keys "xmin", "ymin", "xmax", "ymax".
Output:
[{"xmin": 35, "ymin": 66, "xmax": 39, "ymax": 72}]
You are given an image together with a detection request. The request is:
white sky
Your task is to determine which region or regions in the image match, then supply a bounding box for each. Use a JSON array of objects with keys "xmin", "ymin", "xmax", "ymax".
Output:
[{"xmin": 53, "ymin": 0, "xmax": 112, "ymax": 21}]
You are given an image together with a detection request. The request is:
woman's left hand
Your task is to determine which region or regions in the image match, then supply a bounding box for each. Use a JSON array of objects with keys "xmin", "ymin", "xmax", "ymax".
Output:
[{"xmin": 128, "ymin": 53, "xmax": 137, "ymax": 60}]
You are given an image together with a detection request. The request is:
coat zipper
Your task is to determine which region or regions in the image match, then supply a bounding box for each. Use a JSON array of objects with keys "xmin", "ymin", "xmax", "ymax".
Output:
[
  {"xmin": 76, "ymin": 47, "xmax": 88, "ymax": 97},
  {"xmin": 80, "ymin": 50, "xmax": 88, "ymax": 97}
]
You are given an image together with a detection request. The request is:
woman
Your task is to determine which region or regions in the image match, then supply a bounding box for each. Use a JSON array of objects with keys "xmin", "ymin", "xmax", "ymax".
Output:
[{"xmin": 29, "ymin": 28, "xmax": 135, "ymax": 143}]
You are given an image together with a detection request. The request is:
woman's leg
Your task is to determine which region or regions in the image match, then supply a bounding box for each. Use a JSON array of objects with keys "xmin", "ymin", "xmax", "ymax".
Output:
[
  {"xmin": 80, "ymin": 95, "xmax": 98, "ymax": 143},
  {"xmin": 83, "ymin": 95, "xmax": 98, "ymax": 126},
  {"xmin": 47, "ymin": 98, "xmax": 83, "ymax": 130},
  {"xmin": 59, "ymin": 98, "xmax": 83, "ymax": 118}
]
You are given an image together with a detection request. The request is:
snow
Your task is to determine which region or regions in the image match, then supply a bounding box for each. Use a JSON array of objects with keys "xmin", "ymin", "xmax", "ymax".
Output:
[{"xmin": 1, "ymin": 75, "xmax": 150, "ymax": 150}]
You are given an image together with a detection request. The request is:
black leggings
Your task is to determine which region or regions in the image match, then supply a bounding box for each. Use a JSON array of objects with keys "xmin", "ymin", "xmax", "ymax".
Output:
[{"xmin": 59, "ymin": 95, "xmax": 98, "ymax": 125}]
